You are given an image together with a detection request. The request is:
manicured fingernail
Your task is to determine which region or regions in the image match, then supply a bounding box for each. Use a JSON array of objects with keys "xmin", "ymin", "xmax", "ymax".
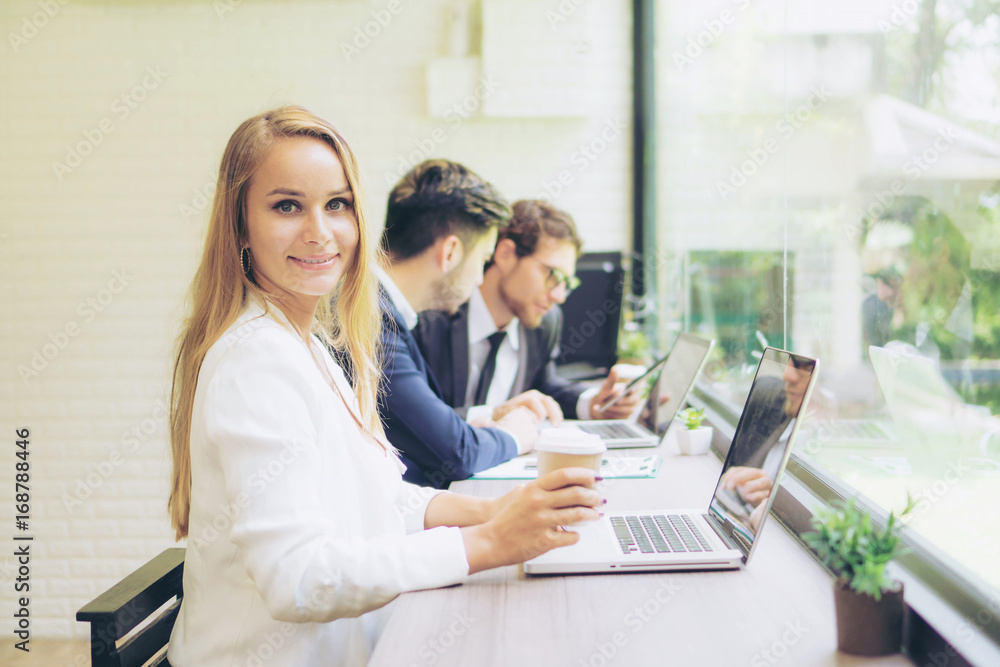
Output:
[
  {"xmin": 599, "ymin": 512, "xmax": 605, "ymax": 517},
  {"xmin": 595, "ymin": 476, "xmax": 604, "ymax": 481},
  {"xmin": 602, "ymin": 498, "xmax": 608, "ymax": 504}
]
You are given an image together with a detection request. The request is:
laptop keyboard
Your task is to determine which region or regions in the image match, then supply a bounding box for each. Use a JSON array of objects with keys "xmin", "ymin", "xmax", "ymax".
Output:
[
  {"xmin": 611, "ymin": 514, "xmax": 715, "ymax": 555},
  {"xmin": 823, "ymin": 421, "xmax": 890, "ymax": 440},
  {"xmin": 577, "ymin": 422, "xmax": 644, "ymax": 439}
]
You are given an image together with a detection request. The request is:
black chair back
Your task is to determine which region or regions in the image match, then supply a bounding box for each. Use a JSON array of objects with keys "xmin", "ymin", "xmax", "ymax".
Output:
[{"xmin": 76, "ymin": 548, "xmax": 185, "ymax": 667}]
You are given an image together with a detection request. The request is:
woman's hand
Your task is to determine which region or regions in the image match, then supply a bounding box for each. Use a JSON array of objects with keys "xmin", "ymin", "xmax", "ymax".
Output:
[{"xmin": 461, "ymin": 468, "xmax": 602, "ymax": 574}]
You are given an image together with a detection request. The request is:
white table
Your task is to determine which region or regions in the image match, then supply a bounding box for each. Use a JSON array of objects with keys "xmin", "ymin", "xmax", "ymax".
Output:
[{"xmin": 370, "ymin": 447, "xmax": 912, "ymax": 666}]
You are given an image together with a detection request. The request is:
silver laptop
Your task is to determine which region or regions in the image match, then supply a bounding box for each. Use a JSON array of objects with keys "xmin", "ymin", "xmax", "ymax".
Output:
[
  {"xmin": 525, "ymin": 347, "xmax": 819, "ymax": 574},
  {"xmin": 869, "ymin": 344, "xmax": 1000, "ymax": 449},
  {"xmin": 569, "ymin": 333, "xmax": 715, "ymax": 448}
]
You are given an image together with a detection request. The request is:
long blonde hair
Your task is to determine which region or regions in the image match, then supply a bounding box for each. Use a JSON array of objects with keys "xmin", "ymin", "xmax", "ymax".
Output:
[{"xmin": 168, "ymin": 106, "xmax": 383, "ymax": 540}]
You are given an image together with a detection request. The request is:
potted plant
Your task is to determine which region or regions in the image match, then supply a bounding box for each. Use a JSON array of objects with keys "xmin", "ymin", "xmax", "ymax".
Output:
[
  {"xmin": 803, "ymin": 496, "xmax": 916, "ymax": 656},
  {"xmin": 675, "ymin": 407, "xmax": 712, "ymax": 455}
]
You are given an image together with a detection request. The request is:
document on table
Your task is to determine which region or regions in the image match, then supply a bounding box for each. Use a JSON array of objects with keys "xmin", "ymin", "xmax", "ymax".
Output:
[{"xmin": 471, "ymin": 455, "xmax": 662, "ymax": 480}]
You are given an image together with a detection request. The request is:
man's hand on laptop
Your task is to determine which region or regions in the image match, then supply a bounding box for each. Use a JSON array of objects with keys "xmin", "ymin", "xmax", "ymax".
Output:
[
  {"xmin": 590, "ymin": 367, "xmax": 643, "ymax": 420},
  {"xmin": 495, "ymin": 406, "xmax": 541, "ymax": 454},
  {"xmin": 493, "ymin": 390, "xmax": 563, "ymax": 425},
  {"xmin": 720, "ymin": 466, "xmax": 773, "ymax": 506}
]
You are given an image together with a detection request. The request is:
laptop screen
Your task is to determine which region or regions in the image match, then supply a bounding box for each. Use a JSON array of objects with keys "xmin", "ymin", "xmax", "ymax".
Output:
[
  {"xmin": 707, "ymin": 348, "xmax": 818, "ymax": 561},
  {"xmin": 637, "ymin": 333, "xmax": 715, "ymax": 438}
]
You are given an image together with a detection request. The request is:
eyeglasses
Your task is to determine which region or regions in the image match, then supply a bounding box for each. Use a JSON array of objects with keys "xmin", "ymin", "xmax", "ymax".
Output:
[{"xmin": 530, "ymin": 257, "xmax": 581, "ymax": 294}]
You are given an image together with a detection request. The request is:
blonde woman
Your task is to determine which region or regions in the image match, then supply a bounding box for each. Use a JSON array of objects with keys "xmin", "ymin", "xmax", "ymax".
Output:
[{"xmin": 165, "ymin": 106, "xmax": 601, "ymax": 666}]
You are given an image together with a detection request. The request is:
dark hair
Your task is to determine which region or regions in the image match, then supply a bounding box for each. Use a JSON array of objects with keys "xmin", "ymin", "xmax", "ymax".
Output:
[
  {"xmin": 381, "ymin": 159, "xmax": 511, "ymax": 260},
  {"xmin": 495, "ymin": 199, "xmax": 583, "ymax": 263}
]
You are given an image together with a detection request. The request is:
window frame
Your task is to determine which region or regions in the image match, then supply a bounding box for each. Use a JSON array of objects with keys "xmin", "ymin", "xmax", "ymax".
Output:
[
  {"xmin": 688, "ymin": 382, "xmax": 1000, "ymax": 664},
  {"xmin": 635, "ymin": 0, "xmax": 1000, "ymax": 661}
]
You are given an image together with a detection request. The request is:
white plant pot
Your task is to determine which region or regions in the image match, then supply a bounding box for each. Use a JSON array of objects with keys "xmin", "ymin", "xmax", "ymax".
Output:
[{"xmin": 676, "ymin": 426, "xmax": 713, "ymax": 455}]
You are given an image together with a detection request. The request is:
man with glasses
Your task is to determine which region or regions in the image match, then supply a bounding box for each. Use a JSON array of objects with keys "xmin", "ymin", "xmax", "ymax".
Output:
[{"xmin": 416, "ymin": 199, "xmax": 642, "ymax": 427}]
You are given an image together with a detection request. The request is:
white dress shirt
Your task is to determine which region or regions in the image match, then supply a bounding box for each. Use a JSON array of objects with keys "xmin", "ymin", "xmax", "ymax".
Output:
[
  {"xmin": 465, "ymin": 288, "xmax": 521, "ymax": 420},
  {"xmin": 465, "ymin": 289, "xmax": 598, "ymax": 422},
  {"xmin": 168, "ymin": 300, "xmax": 469, "ymax": 667}
]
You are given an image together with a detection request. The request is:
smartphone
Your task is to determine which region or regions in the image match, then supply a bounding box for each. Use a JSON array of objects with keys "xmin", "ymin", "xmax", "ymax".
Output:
[{"xmin": 592, "ymin": 355, "xmax": 669, "ymax": 413}]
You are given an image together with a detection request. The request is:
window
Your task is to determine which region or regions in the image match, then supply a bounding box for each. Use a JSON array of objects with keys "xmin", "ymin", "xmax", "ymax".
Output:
[{"xmin": 652, "ymin": 0, "xmax": 1000, "ymax": 642}]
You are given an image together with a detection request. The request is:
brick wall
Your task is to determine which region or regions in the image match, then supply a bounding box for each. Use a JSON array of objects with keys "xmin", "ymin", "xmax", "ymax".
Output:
[{"xmin": 0, "ymin": 0, "xmax": 632, "ymax": 638}]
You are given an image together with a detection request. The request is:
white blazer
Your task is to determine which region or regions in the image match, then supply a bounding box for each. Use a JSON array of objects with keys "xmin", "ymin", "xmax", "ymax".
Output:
[{"xmin": 168, "ymin": 301, "xmax": 469, "ymax": 667}]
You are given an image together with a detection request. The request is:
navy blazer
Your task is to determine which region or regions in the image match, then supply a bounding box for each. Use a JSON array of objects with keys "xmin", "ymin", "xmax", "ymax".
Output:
[
  {"xmin": 728, "ymin": 376, "xmax": 790, "ymax": 470},
  {"xmin": 415, "ymin": 302, "xmax": 586, "ymax": 419},
  {"xmin": 376, "ymin": 287, "xmax": 517, "ymax": 488}
]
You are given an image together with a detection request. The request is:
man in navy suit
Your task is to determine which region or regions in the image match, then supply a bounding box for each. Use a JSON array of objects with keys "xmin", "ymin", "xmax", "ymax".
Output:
[
  {"xmin": 376, "ymin": 159, "xmax": 541, "ymax": 487},
  {"xmin": 415, "ymin": 199, "xmax": 642, "ymax": 424}
]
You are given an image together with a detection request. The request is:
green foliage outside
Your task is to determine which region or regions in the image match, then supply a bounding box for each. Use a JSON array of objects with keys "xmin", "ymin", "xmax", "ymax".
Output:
[
  {"xmin": 617, "ymin": 329, "xmax": 652, "ymax": 364},
  {"xmin": 688, "ymin": 251, "xmax": 790, "ymax": 375}
]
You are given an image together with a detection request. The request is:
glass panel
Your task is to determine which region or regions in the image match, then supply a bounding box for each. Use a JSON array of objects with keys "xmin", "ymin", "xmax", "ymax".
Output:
[{"xmin": 655, "ymin": 0, "xmax": 1000, "ymax": 594}]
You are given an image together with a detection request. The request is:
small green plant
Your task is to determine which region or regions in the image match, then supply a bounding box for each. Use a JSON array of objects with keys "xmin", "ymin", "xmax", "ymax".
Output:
[
  {"xmin": 803, "ymin": 496, "xmax": 916, "ymax": 601},
  {"xmin": 678, "ymin": 407, "xmax": 706, "ymax": 430}
]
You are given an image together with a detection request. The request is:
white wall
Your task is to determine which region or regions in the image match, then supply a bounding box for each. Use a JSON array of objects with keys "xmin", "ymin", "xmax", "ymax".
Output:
[{"xmin": 0, "ymin": 0, "xmax": 632, "ymax": 637}]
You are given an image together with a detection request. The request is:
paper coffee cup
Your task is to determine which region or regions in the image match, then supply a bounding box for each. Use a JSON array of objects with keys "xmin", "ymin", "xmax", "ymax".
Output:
[
  {"xmin": 612, "ymin": 363, "xmax": 647, "ymax": 381},
  {"xmin": 534, "ymin": 428, "xmax": 606, "ymax": 477}
]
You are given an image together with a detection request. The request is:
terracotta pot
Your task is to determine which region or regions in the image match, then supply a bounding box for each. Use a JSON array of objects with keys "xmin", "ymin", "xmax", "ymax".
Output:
[{"xmin": 834, "ymin": 579, "xmax": 904, "ymax": 656}]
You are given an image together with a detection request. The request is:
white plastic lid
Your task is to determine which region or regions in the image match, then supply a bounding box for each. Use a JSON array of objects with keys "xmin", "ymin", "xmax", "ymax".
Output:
[
  {"xmin": 534, "ymin": 428, "xmax": 606, "ymax": 455},
  {"xmin": 612, "ymin": 363, "xmax": 647, "ymax": 381}
]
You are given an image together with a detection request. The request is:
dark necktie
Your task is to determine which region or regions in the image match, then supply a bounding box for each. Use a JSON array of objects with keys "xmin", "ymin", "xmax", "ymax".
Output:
[{"xmin": 474, "ymin": 330, "xmax": 507, "ymax": 406}]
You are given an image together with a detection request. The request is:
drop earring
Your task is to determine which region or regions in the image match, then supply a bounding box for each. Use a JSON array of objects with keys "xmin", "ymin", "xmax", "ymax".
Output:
[{"xmin": 241, "ymin": 247, "xmax": 251, "ymax": 275}]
